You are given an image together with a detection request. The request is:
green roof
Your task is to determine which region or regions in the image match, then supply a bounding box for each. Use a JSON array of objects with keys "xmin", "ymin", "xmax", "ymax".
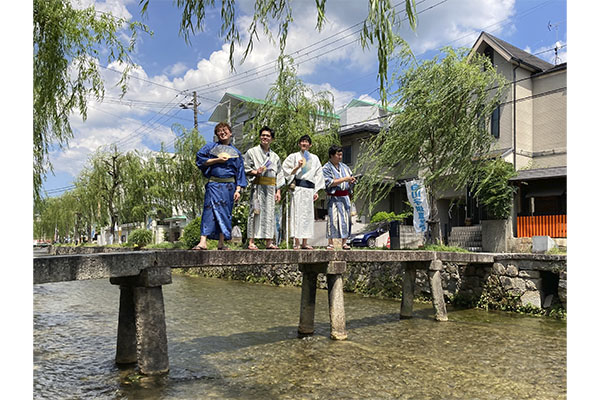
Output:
[
  {"xmin": 223, "ymin": 92, "xmax": 339, "ymax": 119},
  {"xmin": 344, "ymin": 98, "xmax": 398, "ymax": 113}
]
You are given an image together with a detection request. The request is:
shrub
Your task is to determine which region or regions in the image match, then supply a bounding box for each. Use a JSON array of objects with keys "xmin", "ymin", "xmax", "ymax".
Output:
[
  {"xmin": 370, "ymin": 210, "xmax": 411, "ymax": 224},
  {"xmin": 181, "ymin": 217, "xmax": 203, "ymax": 249},
  {"xmin": 127, "ymin": 229, "xmax": 153, "ymax": 248},
  {"xmin": 472, "ymin": 159, "xmax": 517, "ymax": 219},
  {"xmin": 232, "ymin": 202, "xmax": 249, "ymax": 240}
]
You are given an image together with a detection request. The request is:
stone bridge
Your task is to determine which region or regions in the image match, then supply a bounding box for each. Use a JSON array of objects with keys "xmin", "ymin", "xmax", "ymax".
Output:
[{"xmin": 34, "ymin": 250, "xmax": 495, "ymax": 375}]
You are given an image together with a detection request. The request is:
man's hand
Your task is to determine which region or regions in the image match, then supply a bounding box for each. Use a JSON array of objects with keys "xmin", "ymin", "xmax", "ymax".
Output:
[
  {"xmin": 275, "ymin": 190, "xmax": 281, "ymax": 203},
  {"xmin": 234, "ymin": 190, "xmax": 241, "ymax": 202},
  {"xmin": 313, "ymin": 193, "xmax": 318, "ymax": 202}
]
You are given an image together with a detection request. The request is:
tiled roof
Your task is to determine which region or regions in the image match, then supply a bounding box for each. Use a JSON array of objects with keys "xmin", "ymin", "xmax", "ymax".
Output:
[{"xmin": 509, "ymin": 166, "xmax": 566, "ymax": 181}]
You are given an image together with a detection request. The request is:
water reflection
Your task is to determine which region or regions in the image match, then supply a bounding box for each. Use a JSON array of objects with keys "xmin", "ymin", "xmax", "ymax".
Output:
[{"xmin": 34, "ymin": 274, "xmax": 566, "ymax": 399}]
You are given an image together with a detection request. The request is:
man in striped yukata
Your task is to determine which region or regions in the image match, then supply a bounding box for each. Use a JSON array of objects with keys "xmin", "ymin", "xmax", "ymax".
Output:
[{"xmin": 322, "ymin": 145, "xmax": 356, "ymax": 250}]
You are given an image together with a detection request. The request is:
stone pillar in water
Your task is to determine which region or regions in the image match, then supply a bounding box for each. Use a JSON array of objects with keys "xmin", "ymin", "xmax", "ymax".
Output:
[
  {"xmin": 428, "ymin": 259, "xmax": 448, "ymax": 322},
  {"xmin": 400, "ymin": 263, "xmax": 417, "ymax": 319},
  {"xmin": 327, "ymin": 273, "xmax": 347, "ymax": 340},
  {"xmin": 298, "ymin": 271, "xmax": 318, "ymax": 336},
  {"xmin": 116, "ymin": 285, "xmax": 137, "ymax": 364},
  {"xmin": 110, "ymin": 266, "xmax": 171, "ymax": 375},
  {"xmin": 133, "ymin": 286, "xmax": 169, "ymax": 375}
]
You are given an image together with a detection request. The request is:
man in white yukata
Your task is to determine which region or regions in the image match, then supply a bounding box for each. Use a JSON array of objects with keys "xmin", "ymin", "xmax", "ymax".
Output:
[
  {"xmin": 244, "ymin": 126, "xmax": 284, "ymax": 250},
  {"xmin": 322, "ymin": 145, "xmax": 356, "ymax": 250},
  {"xmin": 282, "ymin": 135, "xmax": 325, "ymax": 250}
]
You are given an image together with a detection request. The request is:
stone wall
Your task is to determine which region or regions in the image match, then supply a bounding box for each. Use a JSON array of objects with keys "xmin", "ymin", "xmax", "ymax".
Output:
[
  {"xmin": 179, "ymin": 254, "xmax": 566, "ymax": 313},
  {"xmin": 48, "ymin": 246, "xmax": 566, "ymax": 313}
]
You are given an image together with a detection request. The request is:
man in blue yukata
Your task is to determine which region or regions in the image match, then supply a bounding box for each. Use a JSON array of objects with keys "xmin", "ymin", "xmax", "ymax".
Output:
[
  {"xmin": 322, "ymin": 145, "xmax": 356, "ymax": 250},
  {"xmin": 193, "ymin": 122, "xmax": 247, "ymax": 250}
]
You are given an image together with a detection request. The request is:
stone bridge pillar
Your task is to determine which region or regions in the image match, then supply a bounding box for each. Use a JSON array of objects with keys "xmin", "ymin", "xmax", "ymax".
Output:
[
  {"xmin": 110, "ymin": 266, "xmax": 172, "ymax": 375},
  {"xmin": 298, "ymin": 261, "xmax": 347, "ymax": 340},
  {"xmin": 428, "ymin": 259, "xmax": 448, "ymax": 321},
  {"xmin": 400, "ymin": 260, "xmax": 448, "ymax": 321}
]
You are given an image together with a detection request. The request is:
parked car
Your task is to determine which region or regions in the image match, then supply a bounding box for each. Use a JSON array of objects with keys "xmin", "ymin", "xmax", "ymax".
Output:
[{"xmin": 347, "ymin": 224, "xmax": 388, "ymax": 248}]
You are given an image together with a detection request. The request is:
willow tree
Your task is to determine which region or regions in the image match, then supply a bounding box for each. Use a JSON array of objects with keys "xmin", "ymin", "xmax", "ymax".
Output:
[
  {"xmin": 159, "ymin": 125, "xmax": 208, "ymax": 219},
  {"xmin": 33, "ymin": 0, "xmax": 149, "ymax": 203},
  {"xmin": 86, "ymin": 145, "xmax": 128, "ymax": 239},
  {"xmin": 355, "ymin": 47, "xmax": 509, "ymax": 243},
  {"xmin": 241, "ymin": 56, "xmax": 340, "ymax": 162}
]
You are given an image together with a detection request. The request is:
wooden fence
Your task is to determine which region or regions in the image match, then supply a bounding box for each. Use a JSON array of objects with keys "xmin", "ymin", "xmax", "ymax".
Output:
[{"xmin": 517, "ymin": 215, "xmax": 567, "ymax": 238}]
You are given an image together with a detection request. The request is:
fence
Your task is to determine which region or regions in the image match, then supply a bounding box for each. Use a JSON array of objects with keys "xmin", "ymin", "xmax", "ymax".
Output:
[{"xmin": 516, "ymin": 215, "xmax": 566, "ymax": 238}]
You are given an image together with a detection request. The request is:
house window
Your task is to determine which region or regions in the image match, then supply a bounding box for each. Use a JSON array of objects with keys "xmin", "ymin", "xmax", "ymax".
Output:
[
  {"xmin": 483, "ymin": 46, "xmax": 494, "ymax": 69},
  {"xmin": 491, "ymin": 106, "xmax": 500, "ymax": 138},
  {"xmin": 342, "ymin": 145, "xmax": 352, "ymax": 165}
]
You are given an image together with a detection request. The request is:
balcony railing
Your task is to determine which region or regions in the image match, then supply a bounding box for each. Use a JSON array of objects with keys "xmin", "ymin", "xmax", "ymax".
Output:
[{"xmin": 516, "ymin": 215, "xmax": 567, "ymax": 238}]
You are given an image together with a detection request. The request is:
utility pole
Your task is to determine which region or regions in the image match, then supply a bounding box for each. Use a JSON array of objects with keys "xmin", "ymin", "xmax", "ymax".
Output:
[
  {"xmin": 180, "ymin": 91, "xmax": 199, "ymax": 130},
  {"xmin": 193, "ymin": 91, "xmax": 198, "ymax": 130}
]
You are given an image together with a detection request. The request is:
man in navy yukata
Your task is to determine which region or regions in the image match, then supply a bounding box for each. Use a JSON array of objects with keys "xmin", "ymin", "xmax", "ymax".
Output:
[
  {"xmin": 194, "ymin": 122, "xmax": 247, "ymax": 250},
  {"xmin": 322, "ymin": 145, "xmax": 356, "ymax": 250}
]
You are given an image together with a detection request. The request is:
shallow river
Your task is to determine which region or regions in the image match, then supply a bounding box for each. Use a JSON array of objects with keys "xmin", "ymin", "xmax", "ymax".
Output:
[{"xmin": 34, "ymin": 274, "xmax": 566, "ymax": 399}]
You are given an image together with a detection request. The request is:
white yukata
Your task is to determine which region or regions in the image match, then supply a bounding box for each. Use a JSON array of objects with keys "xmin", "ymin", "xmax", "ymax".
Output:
[
  {"xmin": 322, "ymin": 161, "xmax": 353, "ymax": 239},
  {"xmin": 244, "ymin": 145, "xmax": 284, "ymax": 239},
  {"xmin": 282, "ymin": 151, "xmax": 325, "ymax": 239}
]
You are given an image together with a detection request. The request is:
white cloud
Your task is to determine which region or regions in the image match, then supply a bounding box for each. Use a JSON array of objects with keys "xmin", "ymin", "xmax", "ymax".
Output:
[
  {"xmin": 70, "ymin": 0, "xmax": 134, "ymax": 20},
  {"xmin": 163, "ymin": 62, "xmax": 188, "ymax": 77}
]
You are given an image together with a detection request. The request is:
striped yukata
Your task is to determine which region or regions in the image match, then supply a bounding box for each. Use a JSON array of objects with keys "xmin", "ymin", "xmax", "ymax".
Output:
[
  {"xmin": 244, "ymin": 145, "xmax": 284, "ymax": 240},
  {"xmin": 322, "ymin": 161, "xmax": 353, "ymax": 239}
]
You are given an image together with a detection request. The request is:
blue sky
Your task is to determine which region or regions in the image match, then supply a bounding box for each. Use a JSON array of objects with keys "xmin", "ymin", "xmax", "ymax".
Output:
[{"xmin": 38, "ymin": 0, "xmax": 567, "ymax": 197}]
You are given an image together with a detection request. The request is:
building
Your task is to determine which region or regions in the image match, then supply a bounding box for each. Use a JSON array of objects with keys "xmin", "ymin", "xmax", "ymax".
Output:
[{"xmin": 470, "ymin": 32, "xmax": 567, "ymax": 239}]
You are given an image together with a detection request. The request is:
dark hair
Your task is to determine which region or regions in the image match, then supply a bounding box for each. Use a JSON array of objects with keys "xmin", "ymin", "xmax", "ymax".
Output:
[
  {"xmin": 259, "ymin": 126, "xmax": 274, "ymax": 139},
  {"xmin": 298, "ymin": 134, "xmax": 312, "ymax": 144},
  {"xmin": 328, "ymin": 145, "xmax": 343, "ymax": 157},
  {"xmin": 214, "ymin": 122, "xmax": 231, "ymax": 135}
]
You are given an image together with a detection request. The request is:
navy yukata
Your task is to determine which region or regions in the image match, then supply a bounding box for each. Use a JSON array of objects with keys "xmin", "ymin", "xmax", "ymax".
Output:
[{"xmin": 196, "ymin": 142, "xmax": 247, "ymax": 240}]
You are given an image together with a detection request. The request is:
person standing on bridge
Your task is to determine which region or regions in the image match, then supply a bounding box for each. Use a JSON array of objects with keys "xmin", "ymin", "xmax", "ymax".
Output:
[
  {"xmin": 282, "ymin": 134, "xmax": 325, "ymax": 250},
  {"xmin": 244, "ymin": 126, "xmax": 284, "ymax": 250},
  {"xmin": 323, "ymin": 145, "xmax": 356, "ymax": 250},
  {"xmin": 194, "ymin": 122, "xmax": 247, "ymax": 250}
]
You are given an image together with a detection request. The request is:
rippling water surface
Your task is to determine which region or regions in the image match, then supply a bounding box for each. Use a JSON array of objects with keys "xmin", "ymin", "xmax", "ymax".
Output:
[{"xmin": 34, "ymin": 274, "xmax": 566, "ymax": 399}]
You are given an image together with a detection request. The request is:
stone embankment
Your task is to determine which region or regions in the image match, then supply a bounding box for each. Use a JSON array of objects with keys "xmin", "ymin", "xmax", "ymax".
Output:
[{"xmin": 47, "ymin": 246, "xmax": 566, "ymax": 314}]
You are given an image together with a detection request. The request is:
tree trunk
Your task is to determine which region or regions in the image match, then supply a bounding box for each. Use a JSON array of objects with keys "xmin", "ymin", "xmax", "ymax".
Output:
[{"xmin": 428, "ymin": 193, "xmax": 442, "ymax": 245}]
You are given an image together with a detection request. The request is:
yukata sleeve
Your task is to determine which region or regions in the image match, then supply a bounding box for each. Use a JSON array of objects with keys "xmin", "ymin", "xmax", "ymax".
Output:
[
  {"xmin": 236, "ymin": 155, "xmax": 248, "ymax": 188},
  {"xmin": 322, "ymin": 163, "xmax": 335, "ymax": 189},
  {"xmin": 243, "ymin": 150, "xmax": 256, "ymax": 184},
  {"xmin": 313, "ymin": 156, "xmax": 326, "ymax": 194},
  {"xmin": 282, "ymin": 153, "xmax": 297, "ymax": 182},
  {"xmin": 275, "ymin": 156, "xmax": 285, "ymax": 190},
  {"xmin": 244, "ymin": 150, "xmax": 255, "ymax": 175},
  {"xmin": 196, "ymin": 145, "xmax": 212, "ymax": 177}
]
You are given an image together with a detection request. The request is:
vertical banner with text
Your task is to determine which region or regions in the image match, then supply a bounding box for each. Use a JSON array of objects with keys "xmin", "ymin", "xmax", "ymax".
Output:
[{"xmin": 406, "ymin": 179, "xmax": 430, "ymax": 233}]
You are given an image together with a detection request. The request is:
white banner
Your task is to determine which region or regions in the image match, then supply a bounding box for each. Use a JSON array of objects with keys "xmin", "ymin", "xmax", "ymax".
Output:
[{"xmin": 406, "ymin": 179, "xmax": 430, "ymax": 233}]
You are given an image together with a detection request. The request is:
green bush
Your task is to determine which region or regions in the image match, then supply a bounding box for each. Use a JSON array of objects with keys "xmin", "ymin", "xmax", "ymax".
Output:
[
  {"xmin": 181, "ymin": 217, "xmax": 203, "ymax": 249},
  {"xmin": 232, "ymin": 202, "xmax": 249, "ymax": 240},
  {"xmin": 472, "ymin": 159, "xmax": 517, "ymax": 219},
  {"xmin": 127, "ymin": 229, "xmax": 153, "ymax": 248},
  {"xmin": 370, "ymin": 211, "xmax": 411, "ymax": 224}
]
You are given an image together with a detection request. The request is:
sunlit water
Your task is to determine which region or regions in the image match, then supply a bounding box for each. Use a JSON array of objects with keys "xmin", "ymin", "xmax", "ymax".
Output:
[{"xmin": 34, "ymin": 274, "xmax": 566, "ymax": 399}]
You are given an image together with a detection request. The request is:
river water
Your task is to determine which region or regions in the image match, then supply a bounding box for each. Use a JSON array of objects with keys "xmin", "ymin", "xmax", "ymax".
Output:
[{"xmin": 34, "ymin": 274, "xmax": 566, "ymax": 399}]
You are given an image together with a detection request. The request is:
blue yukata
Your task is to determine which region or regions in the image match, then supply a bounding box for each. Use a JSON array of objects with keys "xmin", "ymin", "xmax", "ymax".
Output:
[
  {"xmin": 322, "ymin": 161, "xmax": 353, "ymax": 239},
  {"xmin": 196, "ymin": 142, "xmax": 247, "ymax": 240}
]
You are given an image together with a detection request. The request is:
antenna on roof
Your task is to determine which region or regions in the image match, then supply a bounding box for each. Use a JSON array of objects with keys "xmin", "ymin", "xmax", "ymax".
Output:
[{"xmin": 547, "ymin": 20, "xmax": 563, "ymax": 65}]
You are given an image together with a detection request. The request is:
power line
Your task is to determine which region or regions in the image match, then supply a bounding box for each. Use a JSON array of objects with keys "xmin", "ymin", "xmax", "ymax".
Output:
[{"xmin": 183, "ymin": 0, "xmax": 438, "ymax": 95}]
